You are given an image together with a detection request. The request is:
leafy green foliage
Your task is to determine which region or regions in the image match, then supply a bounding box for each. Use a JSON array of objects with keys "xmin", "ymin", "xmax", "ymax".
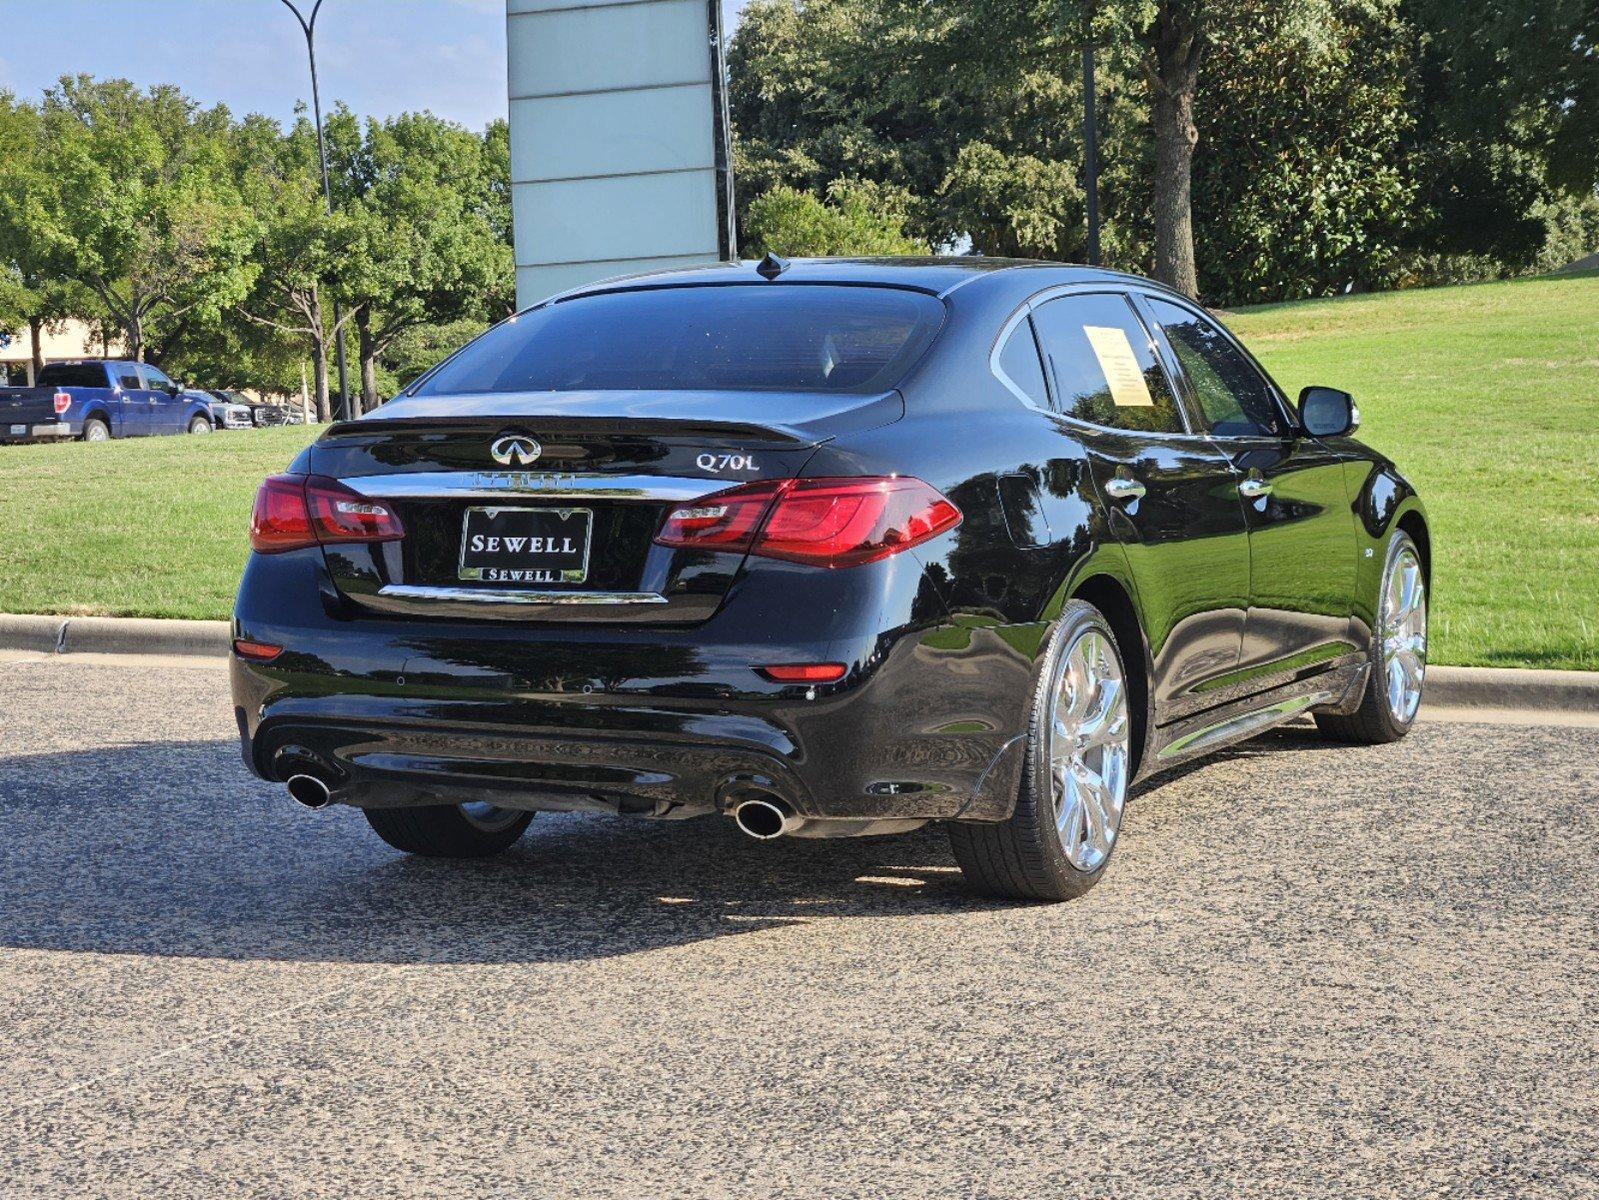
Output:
[
  {"xmin": 1193, "ymin": 0, "xmax": 1415, "ymax": 302},
  {"xmin": 743, "ymin": 181, "xmax": 926, "ymax": 257}
]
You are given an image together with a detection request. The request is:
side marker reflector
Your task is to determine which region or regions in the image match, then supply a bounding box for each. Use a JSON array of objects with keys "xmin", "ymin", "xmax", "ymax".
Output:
[
  {"xmin": 757, "ymin": 663, "xmax": 847, "ymax": 684},
  {"xmin": 233, "ymin": 639, "xmax": 284, "ymax": 662}
]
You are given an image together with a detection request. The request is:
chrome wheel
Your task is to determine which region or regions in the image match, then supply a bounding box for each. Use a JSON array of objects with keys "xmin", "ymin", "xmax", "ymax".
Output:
[
  {"xmin": 1380, "ymin": 544, "xmax": 1427, "ymax": 724},
  {"xmin": 1048, "ymin": 629, "xmax": 1131, "ymax": 872},
  {"xmin": 457, "ymin": 800, "xmax": 524, "ymax": 833}
]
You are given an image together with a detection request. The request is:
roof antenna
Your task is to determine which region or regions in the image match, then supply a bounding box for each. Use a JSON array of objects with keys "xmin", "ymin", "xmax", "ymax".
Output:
[{"xmin": 756, "ymin": 252, "xmax": 790, "ymax": 280}]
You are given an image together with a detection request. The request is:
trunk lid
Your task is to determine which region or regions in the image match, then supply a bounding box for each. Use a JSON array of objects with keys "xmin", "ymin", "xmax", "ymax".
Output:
[{"xmin": 307, "ymin": 388, "xmax": 902, "ymax": 623}]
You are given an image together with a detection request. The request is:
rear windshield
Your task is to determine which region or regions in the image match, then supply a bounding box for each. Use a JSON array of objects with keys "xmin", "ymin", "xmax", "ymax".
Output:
[
  {"xmin": 414, "ymin": 285, "xmax": 945, "ymax": 396},
  {"xmin": 37, "ymin": 363, "xmax": 108, "ymax": 389}
]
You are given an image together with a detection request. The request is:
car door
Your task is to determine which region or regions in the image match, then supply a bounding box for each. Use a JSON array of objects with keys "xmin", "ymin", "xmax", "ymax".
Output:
[
  {"xmin": 1027, "ymin": 290, "xmax": 1252, "ymax": 721},
  {"xmin": 111, "ymin": 365, "xmax": 150, "ymax": 436},
  {"xmin": 139, "ymin": 365, "xmax": 183, "ymax": 433},
  {"xmin": 1139, "ymin": 294, "xmax": 1362, "ymax": 692}
]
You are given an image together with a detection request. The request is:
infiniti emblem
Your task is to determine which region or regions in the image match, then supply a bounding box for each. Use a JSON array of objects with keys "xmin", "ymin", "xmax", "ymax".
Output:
[{"xmin": 490, "ymin": 434, "xmax": 542, "ymax": 467}]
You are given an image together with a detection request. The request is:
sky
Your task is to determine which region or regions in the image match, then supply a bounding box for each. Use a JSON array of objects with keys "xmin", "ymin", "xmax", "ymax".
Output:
[{"xmin": 0, "ymin": 0, "xmax": 750, "ymax": 131}]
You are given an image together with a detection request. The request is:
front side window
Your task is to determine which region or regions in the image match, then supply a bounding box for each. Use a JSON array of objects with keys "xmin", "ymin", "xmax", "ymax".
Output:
[
  {"xmin": 1029, "ymin": 293, "xmax": 1184, "ymax": 434},
  {"xmin": 415, "ymin": 285, "xmax": 946, "ymax": 397},
  {"xmin": 141, "ymin": 366, "xmax": 174, "ymax": 391},
  {"xmin": 1147, "ymin": 298, "xmax": 1286, "ymax": 437}
]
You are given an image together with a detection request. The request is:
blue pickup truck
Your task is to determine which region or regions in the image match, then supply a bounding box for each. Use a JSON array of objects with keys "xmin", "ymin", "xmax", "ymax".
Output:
[{"xmin": 0, "ymin": 359, "xmax": 237, "ymax": 443}]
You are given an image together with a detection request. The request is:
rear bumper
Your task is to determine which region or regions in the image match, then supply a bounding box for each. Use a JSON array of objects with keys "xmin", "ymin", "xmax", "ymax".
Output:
[
  {"xmin": 1, "ymin": 420, "xmax": 71, "ymax": 443},
  {"xmin": 231, "ymin": 546, "xmax": 1042, "ymax": 826}
]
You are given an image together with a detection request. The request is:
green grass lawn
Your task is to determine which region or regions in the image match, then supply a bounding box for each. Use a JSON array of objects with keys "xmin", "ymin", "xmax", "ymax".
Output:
[
  {"xmin": 1228, "ymin": 271, "xmax": 1598, "ymax": 671},
  {"xmin": 1, "ymin": 270, "xmax": 1595, "ymax": 667},
  {"xmin": 0, "ymin": 426, "xmax": 318, "ymax": 622}
]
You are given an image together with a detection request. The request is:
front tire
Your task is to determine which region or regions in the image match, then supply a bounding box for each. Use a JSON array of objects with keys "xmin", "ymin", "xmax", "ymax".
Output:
[
  {"xmin": 948, "ymin": 600, "xmax": 1133, "ymax": 901},
  {"xmin": 1315, "ymin": 531, "xmax": 1427, "ymax": 744},
  {"xmin": 364, "ymin": 803, "xmax": 533, "ymax": 858},
  {"xmin": 188, "ymin": 415, "xmax": 213, "ymax": 434}
]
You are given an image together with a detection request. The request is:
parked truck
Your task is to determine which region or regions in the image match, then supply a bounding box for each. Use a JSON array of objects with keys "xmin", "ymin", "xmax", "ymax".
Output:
[{"xmin": 0, "ymin": 359, "xmax": 225, "ymax": 443}]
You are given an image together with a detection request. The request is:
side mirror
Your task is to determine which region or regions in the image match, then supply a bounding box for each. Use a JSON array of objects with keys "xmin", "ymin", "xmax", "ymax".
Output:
[
  {"xmin": 1298, "ymin": 386, "xmax": 1359, "ymax": 437},
  {"xmin": 165, "ymin": 383, "xmax": 181, "ymax": 397}
]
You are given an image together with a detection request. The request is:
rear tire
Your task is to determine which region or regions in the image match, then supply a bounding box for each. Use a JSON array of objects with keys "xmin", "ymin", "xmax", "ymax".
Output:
[
  {"xmin": 82, "ymin": 417, "xmax": 110, "ymax": 442},
  {"xmin": 1315, "ymin": 531, "xmax": 1427, "ymax": 745},
  {"xmin": 363, "ymin": 804, "xmax": 533, "ymax": 858},
  {"xmin": 948, "ymin": 600, "xmax": 1133, "ymax": 902}
]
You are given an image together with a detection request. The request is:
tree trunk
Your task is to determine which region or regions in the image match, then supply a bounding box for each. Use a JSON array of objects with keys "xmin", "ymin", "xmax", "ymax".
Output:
[
  {"xmin": 128, "ymin": 313, "xmax": 144, "ymax": 363},
  {"xmin": 1147, "ymin": 4, "xmax": 1203, "ymax": 299},
  {"xmin": 312, "ymin": 341, "xmax": 331, "ymax": 423},
  {"xmin": 28, "ymin": 316, "xmax": 43, "ymax": 383},
  {"xmin": 356, "ymin": 308, "xmax": 380, "ymax": 415}
]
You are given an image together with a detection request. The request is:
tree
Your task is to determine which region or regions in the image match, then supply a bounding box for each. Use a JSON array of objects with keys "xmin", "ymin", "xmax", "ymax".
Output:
[
  {"xmin": 236, "ymin": 118, "xmax": 354, "ymax": 421},
  {"xmin": 329, "ymin": 110, "xmax": 512, "ymax": 413},
  {"xmin": 1399, "ymin": 0, "xmax": 1599, "ymax": 272},
  {"xmin": 1193, "ymin": 0, "xmax": 1415, "ymax": 302},
  {"xmin": 744, "ymin": 180, "xmax": 927, "ymax": 256},
  {"xmin": 28, "ymin": 77, "xmax": 256, "ymax": 361},
  {"xmin": 0, "ymin": 91, "xmax": 90, "ymax": 379}
]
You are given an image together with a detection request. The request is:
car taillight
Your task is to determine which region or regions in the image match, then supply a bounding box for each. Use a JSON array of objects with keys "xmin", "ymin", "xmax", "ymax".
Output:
[
  {"xmin": 249, "ymin": 474, "xmax": 404, "ymax": 554},
  {"xmin": 53, "ymin": 391, "xmax": 70, "ymax": 415},
  {"xmin": 758, "ymin": 663, "xmax": 847, "ymax": 683},
  {"xmin": 655, "ymin": 476, "xmax": 961, "ymax": 568}
]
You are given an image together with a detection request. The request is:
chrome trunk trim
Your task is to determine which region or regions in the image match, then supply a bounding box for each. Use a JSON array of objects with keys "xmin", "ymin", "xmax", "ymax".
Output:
[
  {"xmin": 376, "ymin": 585, "xmax": 668, "ymax": 606},
  {"xmin": 345, "ymin": 472, "xmax": 715, "ymax": 502}
]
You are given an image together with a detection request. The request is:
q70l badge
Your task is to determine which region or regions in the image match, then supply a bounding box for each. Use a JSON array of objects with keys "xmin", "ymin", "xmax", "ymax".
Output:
[{"xmin": 696, "ymin": 452, "xmax": 757, "ymax": 473}]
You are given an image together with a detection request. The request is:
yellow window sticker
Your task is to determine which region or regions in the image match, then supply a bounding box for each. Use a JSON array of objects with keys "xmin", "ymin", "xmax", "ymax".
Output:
[{"xmin": 1083, "ymin": 325, "xmax": 1155, "ymax": 407}]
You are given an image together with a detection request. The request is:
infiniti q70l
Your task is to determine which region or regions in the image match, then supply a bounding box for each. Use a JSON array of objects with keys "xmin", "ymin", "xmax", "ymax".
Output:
[{"xmin": 231, "ymin": 257, "xmax": 1429, "ymax": 901}]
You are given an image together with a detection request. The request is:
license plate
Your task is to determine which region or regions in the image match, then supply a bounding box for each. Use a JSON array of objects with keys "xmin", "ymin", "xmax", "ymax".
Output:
[{"xmin": 458, "ymin": 506, "xmax": 592, "ymax": 585}]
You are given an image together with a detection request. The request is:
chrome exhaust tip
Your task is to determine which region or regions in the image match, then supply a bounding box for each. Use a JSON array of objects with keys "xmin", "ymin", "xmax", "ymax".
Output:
[
  {"xmin": 285, "ymin": 773, "xmax": 333, "ymax": 810},
  {"xmin": 733, "ymin": 797, "xmax": 801, "ymax": 840}
]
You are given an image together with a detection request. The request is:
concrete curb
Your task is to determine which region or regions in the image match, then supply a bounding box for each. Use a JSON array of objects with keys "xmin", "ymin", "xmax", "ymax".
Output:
[
  {"xmin": 0, "ymin": 613, "xmax": 230, "ymax": 658},
  {"xmin": 0, "ymin": 613, "xmax": 1593, "ymax": 712},
  {"xmin": 1422, "ymin": 665, "xmax": 1599, "ymax": 713}
]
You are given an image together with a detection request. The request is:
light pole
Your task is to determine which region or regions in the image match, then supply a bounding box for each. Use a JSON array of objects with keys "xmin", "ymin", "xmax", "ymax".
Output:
[
  {"xmin": 1082, "ymin": 42, "xmax": 1101, "ymax": 266},
  {"xmin": 279, "ymin": 0, "xmax": 351, "ymax": 420}
]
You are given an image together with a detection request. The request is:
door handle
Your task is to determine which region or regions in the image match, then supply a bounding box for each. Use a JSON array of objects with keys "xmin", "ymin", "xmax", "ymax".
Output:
[
  {"xmin": 1238, "ymin": 477, "xmax": 1272, "ymax": 499},
  {"xmin": 1103, "ymin": 477, "xmax": 1146, "ymax": 502}
]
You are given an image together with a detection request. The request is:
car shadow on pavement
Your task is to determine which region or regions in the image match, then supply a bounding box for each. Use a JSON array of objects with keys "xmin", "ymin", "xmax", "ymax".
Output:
[
  {"xmin": 0, "ymin": 726, "xmax": 1338, "ymax": 967},
  {"xmin": 0, "ymin": 739, "xmax": 1004, "ymax": 967}
]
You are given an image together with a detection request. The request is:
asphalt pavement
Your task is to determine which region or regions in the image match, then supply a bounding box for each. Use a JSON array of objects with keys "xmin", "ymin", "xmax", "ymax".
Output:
[{"xmin": 1, "ymin": 651, "xmax": 1595, "ymax": 1199}]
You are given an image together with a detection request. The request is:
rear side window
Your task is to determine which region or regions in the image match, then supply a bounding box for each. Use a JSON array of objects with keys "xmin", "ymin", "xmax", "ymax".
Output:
[
  {"xmin": 1030, "ymin": 293, "xmax": 1185, "ymax": 434},
  {"xmin": 37, "ymin": 363, "xmax": 108, "ymax": 389},
  {"xmin": 1147, "ymin": 298, "xmax": 1287, "ymax": 437},
  {"xmin": 995, "ymin": 316, "xmax": 1050, "ymax": 409},
  {"xmin": 119, "ymin": 372, "xmax": 141, "ymax": 390},
  {"xmin": 415, "ymin": 285, "xmax": 945, "ymax": 396}
]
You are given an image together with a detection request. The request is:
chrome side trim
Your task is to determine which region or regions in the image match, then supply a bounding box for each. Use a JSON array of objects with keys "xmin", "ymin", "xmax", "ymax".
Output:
[
  {"xmin": 377, "ymin": 585, "xmax": 668, "ymax": 606},
  {"xmin": 1156, "ymin": 691, "xmax": 1332, "ymax": 761},
  {"xmin": 345, "ymin": 472, "xmax": 716, "ymax": 502}
]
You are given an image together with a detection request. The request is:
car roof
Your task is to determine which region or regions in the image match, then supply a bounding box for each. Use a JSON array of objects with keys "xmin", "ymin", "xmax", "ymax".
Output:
[{"xmin": 547, "ymin": 256, "xmax": 1155, "ymax": 303}]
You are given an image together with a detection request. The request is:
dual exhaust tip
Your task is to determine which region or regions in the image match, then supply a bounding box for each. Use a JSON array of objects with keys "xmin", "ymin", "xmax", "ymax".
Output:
[{"xmin": 284, "ymin": 755, "xmax": 796, "ymax": 834}]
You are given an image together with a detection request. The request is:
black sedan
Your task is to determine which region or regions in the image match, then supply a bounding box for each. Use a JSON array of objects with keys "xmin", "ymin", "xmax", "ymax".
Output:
[{"xmin": 231, "ymin": 257, "xmax": 1429, "ymax": 901}]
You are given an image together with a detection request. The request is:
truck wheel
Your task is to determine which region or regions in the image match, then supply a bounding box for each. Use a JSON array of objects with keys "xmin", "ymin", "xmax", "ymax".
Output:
[
  {"xmin": 948, "ymin": 600, "xmax": 1133, "ymax": 901},
  {"xmin": 187, "ymin": 415, "xmax": 213, "ymax": 434},
  {"xmin": 82, "ymin": 417, "xmax": 110, "ymax": 442},
  {"xmin": 364, "ymin": 803, "xmax": 533, "ymax": 858}
]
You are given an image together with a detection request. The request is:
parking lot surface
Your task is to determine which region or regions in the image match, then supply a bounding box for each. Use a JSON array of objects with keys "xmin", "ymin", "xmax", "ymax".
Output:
[{"xmin": 1, "ymin": 651, "xmax": 1595, "ymax": 1199}]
